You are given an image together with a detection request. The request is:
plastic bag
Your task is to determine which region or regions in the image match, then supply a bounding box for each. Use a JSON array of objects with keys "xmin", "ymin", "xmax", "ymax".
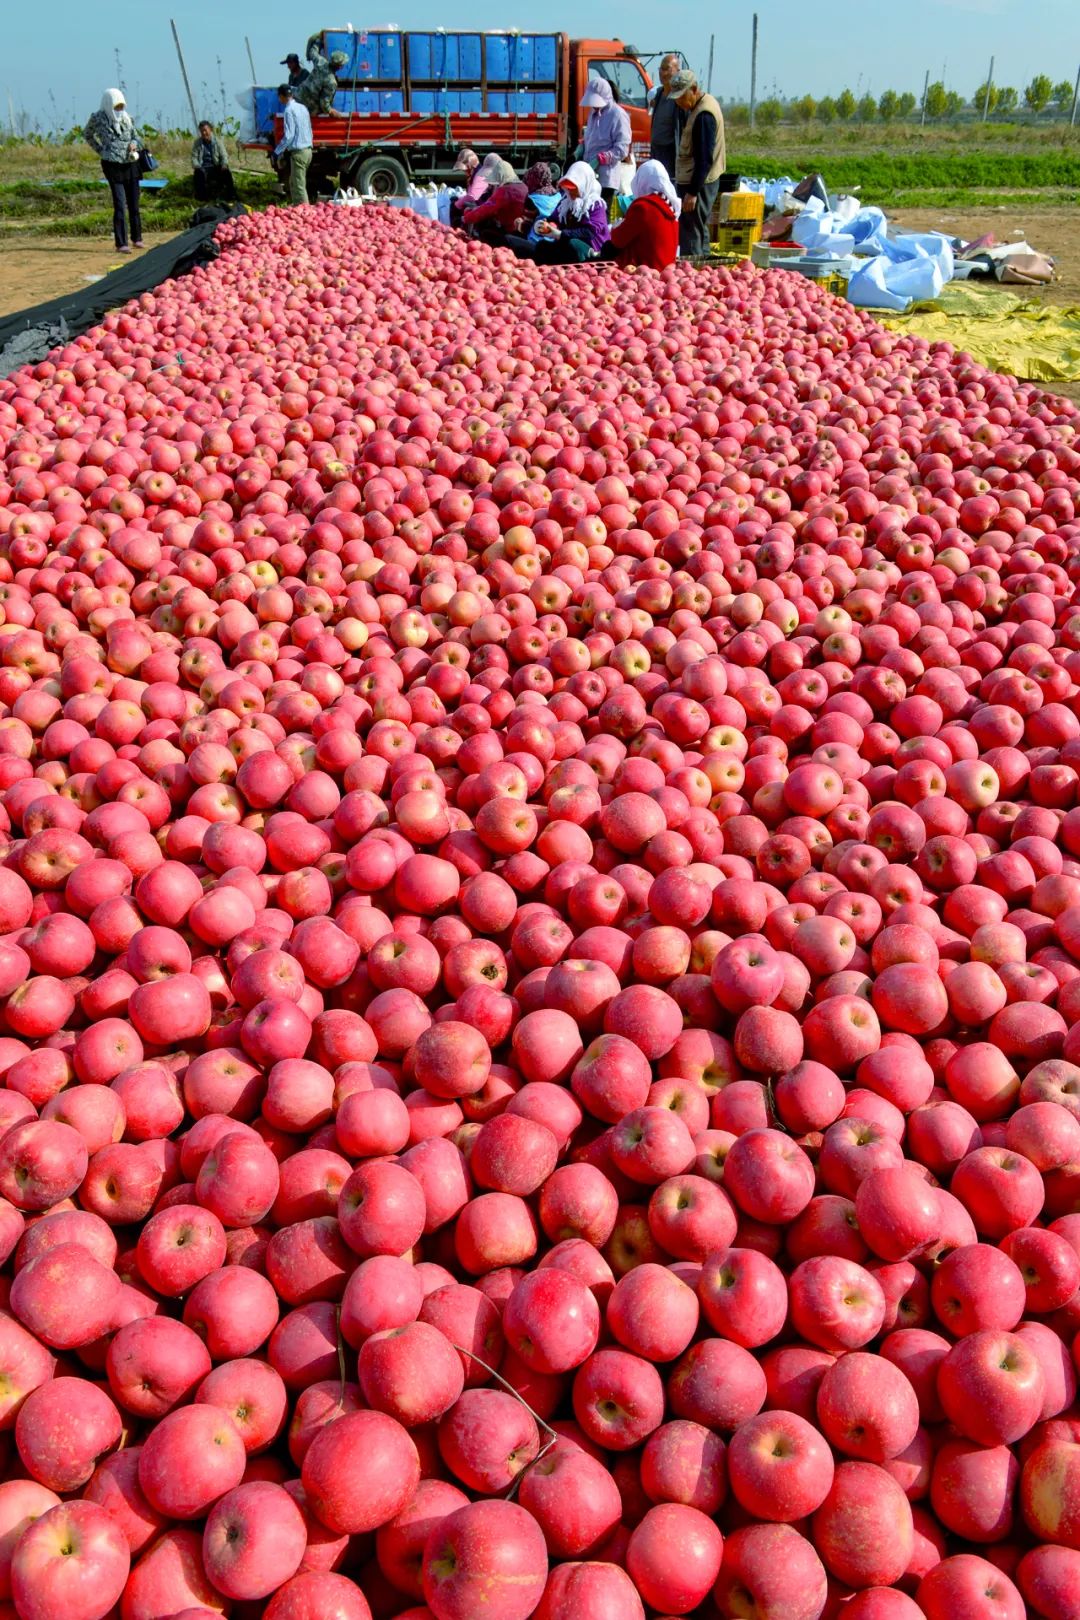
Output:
[
  {"xmin": 848, "ymin": 236, "xmax": 953, "ymax": 312},
  {"xmin": 407, "ymin": 192, "xmax": 440, "ymax": 222},
  {"xmin": 332, "ymin": 188, "xmax": 363, "ymax": 207},
  {"xmin": 437, "ymin": 187, "xmax": 463, "ymax": 227}
]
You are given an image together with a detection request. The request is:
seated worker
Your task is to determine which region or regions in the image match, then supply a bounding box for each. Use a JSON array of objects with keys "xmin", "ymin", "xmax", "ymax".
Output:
[
  {"xmin": 599, "ymin": 159, "xmax": 679, "ymax": 269},
  {"xmin": 191, "ymin": 121, "xmax": 237, "ymax": 203},
  {"xmin": 450, "ymin": 148, "xmax": 486, "ymax": 225},
  {"xmin": 507, "ymin": 162, "xmax": 610, "ymax": 263},
  {"xmin": 461, "ymin": 159, "xmax": 527, "ymax": 245},
  {"xmin": 518, "ymin": 162, "xmax": 560, "ymax": 240}
]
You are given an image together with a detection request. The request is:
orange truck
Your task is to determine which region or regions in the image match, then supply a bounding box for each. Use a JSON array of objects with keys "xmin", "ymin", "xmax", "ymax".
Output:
[{"xmin": 246, "ymin": 31, "xmax": 678, "ymax": 199}]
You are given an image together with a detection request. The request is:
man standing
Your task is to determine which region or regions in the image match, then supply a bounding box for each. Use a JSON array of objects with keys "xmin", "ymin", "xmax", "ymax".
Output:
[
  {"xmin": 670, "ymin": 69, "xmax": 725, "ymax": 259},
  {"xmin": 298, "ymin": 34, "xmax": 349, "ymax": 118},
  {"xmin": 274, "ymin": 85, "xmax": 314, "ymax": 206},
  {"xmin": 649, "ymin": 54, "xmax": 683, "ymax": 182},
  {"xmin": 280, "ymin": 53, "xmax": 307, "ymax": 91}
]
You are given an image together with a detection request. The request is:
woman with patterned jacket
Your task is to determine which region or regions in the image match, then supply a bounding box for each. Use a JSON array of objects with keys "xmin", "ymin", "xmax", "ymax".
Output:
[{"xmin": 83, "ymin": 89, "xmax": 143, "ymax": 253}]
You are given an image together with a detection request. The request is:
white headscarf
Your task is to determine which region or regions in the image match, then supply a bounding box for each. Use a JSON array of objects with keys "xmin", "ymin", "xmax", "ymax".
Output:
[
  {"xmin": 478, "ymin": 153, "xmax": 516, "ymax": 186},
  {"xmin": 632, "ymin": 159, "xmax": 681, "ymax": 218},
  {"xmin": 100, "ymin": 88, "xmax": 127, "ymax": 121},
  {"xmin": 556, "ymin": 160, "xmax": 603, "ymax": 222}
]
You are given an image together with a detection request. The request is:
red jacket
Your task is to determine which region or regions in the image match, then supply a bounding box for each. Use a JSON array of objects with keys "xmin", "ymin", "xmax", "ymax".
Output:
[
  {"xmin": 608, "ymin": 193, "xmax": 679, "ymax": 270},
  {"xmin": 463, "ymin": 183, "xmax": 528, "ymax": 233}
]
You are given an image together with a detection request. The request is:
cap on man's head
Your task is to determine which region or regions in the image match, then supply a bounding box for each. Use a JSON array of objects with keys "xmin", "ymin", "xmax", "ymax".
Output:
[
  {"xmin": 668, "ymin": 69, "xmax": 698, "ymax": 96},
  {"xmin": 280, "ymin": 54, "xmax": 300, "ymax": 66},
  {"xmin": 329, "ymin": 51, "xmax": 348, "ymax": 68}
]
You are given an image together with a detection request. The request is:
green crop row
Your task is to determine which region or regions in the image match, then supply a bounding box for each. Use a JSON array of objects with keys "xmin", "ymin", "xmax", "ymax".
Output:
[{"xmin": 731, "ymin": 149, "xmax": 1080, "ymax": 191}]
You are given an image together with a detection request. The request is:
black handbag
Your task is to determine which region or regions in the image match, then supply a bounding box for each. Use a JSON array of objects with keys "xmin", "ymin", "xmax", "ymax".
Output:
[{"xmin": 137, "ymin": 148, "xmax": 158, "ymax": 175}]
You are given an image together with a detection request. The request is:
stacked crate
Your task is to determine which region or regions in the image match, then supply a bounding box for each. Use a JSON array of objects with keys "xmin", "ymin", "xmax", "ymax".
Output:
[{"xmin": 314, "ymin": 30, "xmax": 561, "ymax": 118}]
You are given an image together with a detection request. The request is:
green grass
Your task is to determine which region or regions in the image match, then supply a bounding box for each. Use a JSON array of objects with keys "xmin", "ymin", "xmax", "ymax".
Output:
[
  {"xmin": 729, "ymin": 149, "xmax": 1080, "ymax": 193},
  {"xmin": 0, "ymin": 166, "xmax": 280, "ymax": 236}
]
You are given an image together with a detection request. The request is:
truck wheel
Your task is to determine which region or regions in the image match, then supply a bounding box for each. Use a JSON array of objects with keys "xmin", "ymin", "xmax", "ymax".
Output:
[{"xmin": 351, "ymin": 155, "xmax": 410, "ymax": 198}]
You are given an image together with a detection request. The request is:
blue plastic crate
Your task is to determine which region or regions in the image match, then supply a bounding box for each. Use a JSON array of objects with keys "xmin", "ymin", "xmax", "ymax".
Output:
[
  {"xmin": 459, "ymin": 36, "xmax": 482, "ymax": 80},
  {"xmin": 323, "ymin": 31, "xmax": 363, "ymax": 76},
  {"xmin": 407, "ymin": 34, "xmax": 432, "ymax": 78},
  {"xmin": 413, "ymin": 89, "xmax": 460, "ymax": 113},
  {"xmin": 430, "ymin": 34, "xmax": 458, "ymax": 79},
  {"xmin": 380, "ymin": 90, "xmax": 404, "ymax": 113},
  {"xmin": 509, "ymin": 37, "xmax": 534, "ymax": 80},
  {"xmin": 334, "ymin": 89, "xmax": 376, "ymax": 113},
  {"xmin": 457, "ymin": 91, "xmax": 483, "ymax": 114},
  {"xmin": 533, "ymin": 91, "xmax": 556, "ymax": 114},
  {"xmin": 487, "ymin": 92, "xmax": 508, "ymax": 114},
  {"xmin": 485, "ymin": 36, "xmax": 510, "ymax": 80},
  {"xmin": 253, "ymin": 87, "xmax": 279, "ymax": 136},
  {"xmin": 379, "ymin": 33, "xmax": 402, "ymax": 79},
  {"xmin": 534, "ymin": 36, "xmax": 558, "ymax": 81}
]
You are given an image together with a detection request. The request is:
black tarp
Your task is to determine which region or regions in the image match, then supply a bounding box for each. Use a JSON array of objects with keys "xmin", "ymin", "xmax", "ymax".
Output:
[{"xmin": 0, "ymin": 206, "xmax": 245, "ymax": 378}]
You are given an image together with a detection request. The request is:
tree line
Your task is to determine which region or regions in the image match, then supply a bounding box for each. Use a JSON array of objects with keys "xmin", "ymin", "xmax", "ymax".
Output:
[{"xmin": 731, "ymin": 76, "xmax": 1076, "ymax": 126}]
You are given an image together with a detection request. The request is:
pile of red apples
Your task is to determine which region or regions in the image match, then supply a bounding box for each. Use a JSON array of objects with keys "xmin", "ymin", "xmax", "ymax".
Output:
[{"xmin": 0, "ymin": 202, "xmax": 1077, "ymax": 1620}]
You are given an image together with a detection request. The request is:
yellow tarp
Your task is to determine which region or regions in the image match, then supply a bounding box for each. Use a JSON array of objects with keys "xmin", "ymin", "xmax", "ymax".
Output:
[{"xmin": 881, "ymin": 281, "xmax": 1080, "ymax": 384}]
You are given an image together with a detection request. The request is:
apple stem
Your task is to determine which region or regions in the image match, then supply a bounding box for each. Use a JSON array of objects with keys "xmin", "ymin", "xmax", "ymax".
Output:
[
  {"xmin": 335, "ymin": 1306, "xmax": 347, "ymax": 1404},
  {"xmin": 450, "ymin": 1342, "xmax": 559, "ymax": 1497}
]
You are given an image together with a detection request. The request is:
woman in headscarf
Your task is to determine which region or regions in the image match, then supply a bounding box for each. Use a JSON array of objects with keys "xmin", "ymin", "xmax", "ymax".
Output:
[
  {"xmin": 450, "ymin": 147, "xmax": 486, "ymax": 225},
  {"xmin": 508, "ymin": 161, "xmax": 610, "ymax": 264},
  {"xmin": 600, "ymin": 159, "xmax": 680, "ymax": 270},
  {"xmin": 519, "ymin": 162, "xmax": 561, "ymax": 243},
  {"xmin": 83, "ymin": 89, "xmax": 143, "ymax": 252},
  {"xmin": 579, "ymin": 77, "xmax": 634, "ymax": 203},
  {"xmin": 460, "ymin": 157, "xmax": 527, "ymax": 247}
]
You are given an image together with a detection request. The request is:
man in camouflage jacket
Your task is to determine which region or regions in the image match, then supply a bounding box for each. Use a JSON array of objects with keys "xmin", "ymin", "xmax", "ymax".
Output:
[{"xmin": 296, "ymin": 35, "xmax": 348, "ymax": 117}]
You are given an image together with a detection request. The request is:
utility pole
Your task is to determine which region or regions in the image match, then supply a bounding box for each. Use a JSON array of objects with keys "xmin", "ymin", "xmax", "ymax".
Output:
[
  {"xmin": 1071, "ymin": 63, "xmax": 1080, "ymax": 126},
  {"xmin": 920, "ymin": 69, "xmax": 930, "ymax": 126},
  {"xmin": 749, "ymin": 13, "xmax": 759, "ymax": 130},
  {"xmin": 170, "ymin": 19, "xmax": 200, "ymax": 130},
  {"xmin": 706, "ymin": 33, "xmax": 715, "ymax": 96},
  {"xmin": 982, "ymin": 56, "xmax": 995, "ymax": 122},
  {"xmin": 245, "ymin": 37, "xmax": 258, "ymax": 84}
]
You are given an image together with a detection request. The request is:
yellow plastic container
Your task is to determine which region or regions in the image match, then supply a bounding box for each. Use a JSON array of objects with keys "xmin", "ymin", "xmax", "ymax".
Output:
[
  {"xmin": 723, "ymin": 190, "xmax": 765, "ymax": 224},
  {"xmin": 711, "ymin": 219, "xmax": 762, "ymax": 258}
]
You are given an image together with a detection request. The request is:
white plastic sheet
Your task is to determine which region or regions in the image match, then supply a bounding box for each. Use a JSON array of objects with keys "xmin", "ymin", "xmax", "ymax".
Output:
[{"xmin": 848, "ymin": 235, "xmax": 954, "ymax": 311}]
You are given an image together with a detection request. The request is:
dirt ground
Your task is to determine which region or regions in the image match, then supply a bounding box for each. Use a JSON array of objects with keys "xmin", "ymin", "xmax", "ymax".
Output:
[
  {"xmin": 0, "ymin": 234, "xmax": 174, "ymax": 320},
  {"xmin": 892, "ymin": 203, "xmax": 1079, "ymax": 306}
]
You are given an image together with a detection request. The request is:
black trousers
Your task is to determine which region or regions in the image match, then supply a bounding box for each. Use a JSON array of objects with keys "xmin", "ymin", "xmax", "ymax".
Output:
[
  {"xmin": 193, "ymin": 165, "xmax": 236, "ymax": 203},
  {"xmin": 679, "ymin": 179, "xmax": 719, "ymax": 259},
  {"xmin": 101, "ymin": 160, "xmax": 142, "ymax": 248}
]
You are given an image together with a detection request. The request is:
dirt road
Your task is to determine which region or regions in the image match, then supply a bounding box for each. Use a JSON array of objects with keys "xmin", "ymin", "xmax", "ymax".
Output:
[
  {"xmin": 0, "ymin": 234, "xmax": 173, "ymax": 320},
  {"xmin": 892, "ymin": 203, "xmax": 1078, "ymax": 304}
]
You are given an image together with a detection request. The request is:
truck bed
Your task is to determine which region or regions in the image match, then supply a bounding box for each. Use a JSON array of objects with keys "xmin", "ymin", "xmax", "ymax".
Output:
[{"xmin": 246, "ymin": 111, "xmax": 567, "ymax": 154}]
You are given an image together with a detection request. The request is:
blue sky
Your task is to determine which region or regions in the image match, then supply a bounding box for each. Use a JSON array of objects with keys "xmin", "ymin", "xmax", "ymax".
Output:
[{"xmin": 9, "ymin": 0, "xmax": 1078, "ymax": 131}]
